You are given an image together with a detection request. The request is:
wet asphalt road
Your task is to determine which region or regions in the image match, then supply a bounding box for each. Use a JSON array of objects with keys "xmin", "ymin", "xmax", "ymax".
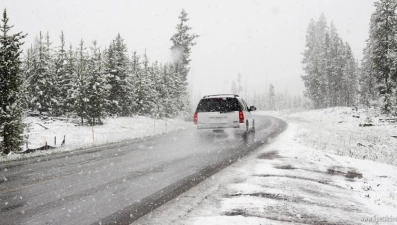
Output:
[{"xmin": 0, "ymin": 115, "xmax": 286, "ymax": 225}]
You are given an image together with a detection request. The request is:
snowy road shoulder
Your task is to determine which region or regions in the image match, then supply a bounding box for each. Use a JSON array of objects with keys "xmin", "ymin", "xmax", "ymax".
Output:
[
  {"xmin": 0, "ymin": 116, "xmax": 193, "ymax": 162},
  {"xmin": 134, "ymin": 122, "xmax": 397, "ymax": 225}
]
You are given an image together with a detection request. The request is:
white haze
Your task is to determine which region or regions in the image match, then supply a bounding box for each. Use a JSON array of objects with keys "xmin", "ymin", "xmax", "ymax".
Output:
[{"xmin": 4, "ymin": 0, "xmax": 375, "ymax": 105}]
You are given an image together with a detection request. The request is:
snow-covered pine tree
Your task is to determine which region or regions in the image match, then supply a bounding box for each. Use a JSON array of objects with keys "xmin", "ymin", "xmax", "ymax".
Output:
[
  {"xmin": 359, "ymin": 37, "xmax": 377, "ymax": 106},
  {"xmin": 85, "ymin": 41, "xmax": 109, "ymax": 125},
  {"xmin": 342, "ymin": 43, "xmax": 359, "ymax": 107},
  {"xmin": 231, "ymin": 81, "xmax": 237, "ymax": 94},
  {"xmin": 73, "ymin": 40, "xmax": 88, "ymax": 125},
  {"xmin": 29, "ymin": 32, "xmax": 53, "ymax": 114},
  {"xmin": 170, "ymin": 9, "xmax": 198, "ymax": 113},
  {"xmin": 64, "ymin": 44, "xmax": 77, "ymax": 114},
  {"xmin": 157, "ymin": 63, "xmax": 172, "ymax": 118},
  {"xmin": 130, "ymin": 51, "xmax": 143, "ymax": 115},
  {"xmin": 150, "ymin": 61, "xmax": 163, "ymax": 118},
  {"xmin": 44, "ymin": 32, "xmax": 60, "ymax": 116},
  {"xmin": 328, "ymin": 23, "xmax": 344, "ymax": 106},
  {"xmin": 26, "ymin": 41, "xmax": 38, "ymax": 112},
  {"xmin": 323, "ymin": 28, "xmax": 333, "ymax": 107},
  {"xmin": 302, "ymin": 19, "xmax": 322, "ymax": 108},
  {"xmin": 167, "ymin": 62, "xmax": 183, "ymax": 116},
  {"xmin": 0, "ymin": 9, "xmax": 26, "ymax": 154},
  {"xmin": 105, "ymin": 34, "xmax": 134, "ymax": 116},
  {"xmin": 139, "ymin": 52, "xmax": 157, "ymax": 115},
  {"xmin": 54, "ymin": 31, "xmax": 68, "ymax": 115},
  {"xmin": 268, "ymin": 84, "xmax": 276, "ymax": 110},
  {"xmin": 21, "ymin": 45, "xmax": 34, "ymax": 111},
  {"xmin": 237, "ymin": 73, "xmax": 243, "ymax": 95},
  {"xmin": 368, "ymin": 0, "xmax": 397, "ymax": 114},
  {"xmin": 104, "ymin": 38, "xmax": 117, "ymax": 115},
  {"xmin": 159, "ymin": 62, "xmax": 180, "ymax": 117},
  {"xmin": 315, "ymin": 14, "xmax": 329, "ymax": 108},
  {"xmin": 155, "ymin": 62, "xmax": 183, "ymax": 118}
]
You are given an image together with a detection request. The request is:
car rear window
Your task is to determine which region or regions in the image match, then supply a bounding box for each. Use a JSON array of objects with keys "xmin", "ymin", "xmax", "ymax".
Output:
[{"xmin": 196, "ymin": 98, "xmax": 241, "ymax": 112}]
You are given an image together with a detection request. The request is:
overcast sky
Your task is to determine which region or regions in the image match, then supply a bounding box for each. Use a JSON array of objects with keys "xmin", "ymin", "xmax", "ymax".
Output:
[{"xmin": 4, "ymin": 0, "xmax": 376, "ymax": 103}]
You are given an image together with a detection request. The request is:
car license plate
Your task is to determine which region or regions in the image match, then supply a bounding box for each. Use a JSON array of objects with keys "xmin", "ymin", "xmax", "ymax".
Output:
[{"xmin": 210, "ymin": 118, "xmax": 226, "ymax": 124}]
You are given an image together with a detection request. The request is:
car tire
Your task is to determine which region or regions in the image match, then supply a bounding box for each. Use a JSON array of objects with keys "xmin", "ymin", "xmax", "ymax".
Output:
[
  {"xmin": 243, "ymin": 121, "xmax": 255, "ymax": 146},
  {"xmin": 242, "ymin": 122, "xmax": 249, "ymax": 144}
]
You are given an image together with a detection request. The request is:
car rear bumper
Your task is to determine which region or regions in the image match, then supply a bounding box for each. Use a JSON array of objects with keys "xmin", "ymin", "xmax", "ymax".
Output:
[{"xmin": 196, "ymin": 123, "xmax": 246, "ymax": 135}]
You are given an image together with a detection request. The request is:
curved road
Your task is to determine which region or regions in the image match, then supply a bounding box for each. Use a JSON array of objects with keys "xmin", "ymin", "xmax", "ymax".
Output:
[{"xmin": 0, "ymin": 115, "xmax": 286, "ymax": 225}]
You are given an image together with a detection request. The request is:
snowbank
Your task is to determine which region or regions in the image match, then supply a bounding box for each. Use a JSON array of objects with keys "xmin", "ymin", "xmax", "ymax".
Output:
[{"xmin": 0, "ymin": 116, "xmax": 193, "ymax": 162}]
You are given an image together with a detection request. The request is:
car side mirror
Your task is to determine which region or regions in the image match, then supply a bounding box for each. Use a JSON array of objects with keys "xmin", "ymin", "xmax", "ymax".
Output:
[{"xmin": 249, "ymin": 106, "xmax": 256, "ymax": 111}]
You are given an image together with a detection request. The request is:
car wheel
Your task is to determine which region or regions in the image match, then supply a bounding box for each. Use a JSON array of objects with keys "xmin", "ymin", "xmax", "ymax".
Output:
[
  {"xmin": 242, "ymin": 122, "xmax": 249, "ymax": 144},
  {"xmin": 245, "ymin": 123, "xmax": 248, "ymax": 133},
  {"xmin": 243, "ymin": 121, "xmax": 255, "ymax": 146}
]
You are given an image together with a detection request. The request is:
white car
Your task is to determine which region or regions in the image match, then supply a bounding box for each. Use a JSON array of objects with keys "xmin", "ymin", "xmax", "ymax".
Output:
[{"xmin": 193, "ymin": 94, "xmax": 256, "ymax": 137}]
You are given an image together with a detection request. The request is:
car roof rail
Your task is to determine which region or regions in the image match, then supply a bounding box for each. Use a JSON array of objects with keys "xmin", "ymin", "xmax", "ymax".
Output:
[{"xmin": 203, "ymin": 94, "xmax": 239, "ymax": 98}]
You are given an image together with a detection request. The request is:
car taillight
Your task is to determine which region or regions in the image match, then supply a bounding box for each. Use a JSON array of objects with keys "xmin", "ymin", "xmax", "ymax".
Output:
[
  {"xmin": 239, "ymin": 111, "xmax": 244, "ymax": 123},
  {"xmin": 194, "ymin": 112, "xmax": 198, "ymax": 125}
]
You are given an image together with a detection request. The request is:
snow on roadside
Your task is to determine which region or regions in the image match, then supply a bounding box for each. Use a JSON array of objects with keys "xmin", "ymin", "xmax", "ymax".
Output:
[
  {"xmin": 283, "ymin": 107, "xmax": 397, "ymax": 166},
  {"xmin": 0, "ymin": 116, "xmax": 193, "ymax": 162},
  {"xmin": 134, "ymin": 113, "xmax": 397, "ymax": 225}
]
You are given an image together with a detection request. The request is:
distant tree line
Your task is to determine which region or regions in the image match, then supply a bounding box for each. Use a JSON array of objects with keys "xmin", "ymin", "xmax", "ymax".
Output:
[
  {"xmin": 0, "ymin": 9, "xmax": 198, "ymax": 154},
  {"xmin": 302, "ymin": 0, "xmax": 397, "ymax": 115},
  {"xmin": 231, "ymin": 73, "xmax": 244, "ymax": 96},
  {"xmin": 249, "ymin": 84, "xmax": 310, "ymax": 111},
  {"xmin": 230, "ymin": 73, "xmax": 308, "ymax": 111}
]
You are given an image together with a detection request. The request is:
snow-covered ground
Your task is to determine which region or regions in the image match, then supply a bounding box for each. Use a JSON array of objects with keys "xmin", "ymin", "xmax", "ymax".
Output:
[
  {"xmin": 0, "ymin": 116, "xmax": 192, "ymax": 162},
  {"xmin": 286, "ymin": 107, "xmax": 397, "ymax": 166},
  {"xmin": 134, "ymin": 109, "xmax": 397, "ymax": 225}
]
